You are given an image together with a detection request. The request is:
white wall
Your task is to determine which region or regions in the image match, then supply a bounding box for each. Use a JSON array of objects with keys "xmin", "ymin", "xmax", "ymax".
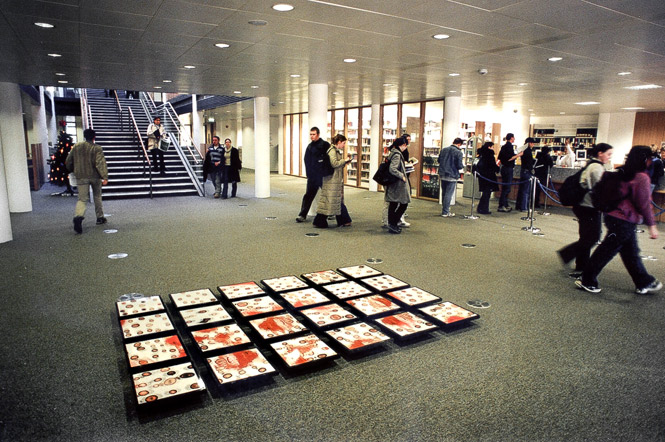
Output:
[
  {"xmin": 597, "ymin": 112, "xmax": 636, "ymax": 165},
  {"xmin": 242, "ymin": 117, "xmax": 255, "ymax": 169},
  {"xmin": 270, "ymin": 115, "xmax": 279, "ymax": 172},
  {"xmin": 460, "ymin": 108, "xmax": 531, "ymax": 142}
]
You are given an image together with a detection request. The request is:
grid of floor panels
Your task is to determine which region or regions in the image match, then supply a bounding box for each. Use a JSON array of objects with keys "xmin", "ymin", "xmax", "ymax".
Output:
[{"xmin": 115, "ymin": 265, "xmax": 480, "ymax": 407}]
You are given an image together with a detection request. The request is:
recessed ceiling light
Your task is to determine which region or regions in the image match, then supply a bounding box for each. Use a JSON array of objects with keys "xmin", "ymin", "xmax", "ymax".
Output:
[
  {"xmin": 518, "ymin": 83, "xmax": 528, "ymax": 86},
  {"xmin": 617, "ymin": 72, "xmax": 632, "ymax": 76},
  {"xmin": 48, "ymin": 53, "xmax": 62, "ymax": 58},
  {"xmin": 343, "ymin": 58, "xmax": 356, "ymax": 63},
  {"xmin": 383, "ymin": 83, "xmax": 393, "ymax": 87},
  {"xmin": 55, "ymin": 73, "xmax": 66, "ymax": 76},
  {"xmin": 575, "ymin": 101, "xmax": 600, "ymax": 105},
  {"xmin": 215, "ymin": 43, "xmax": 230, "ymax": 48},
  {"xmin": 332, "ymin": 92, "xmax": 338, "ymax": 95},
  {"xmin": 251, "ymin": 85, "xmax": 259, "ymax": 89},
  {"xmin": 622, "ymin": 107, "xmax": 644, "ymax": 110},
  {"xmin": 226, "ymin": 110, "xmax": 231, "ymax": 113},
  {"xmin": 248, "ymin": 20, "xmax": 268, "ymax": 26},
  {"xmin": 290, "ymin": 74, "xmax": 301, "ymax": 78},
  {"xmin": 559, "ymin": 112, "xmax": 566, "ymax": 114},
  {"xmin": 34, "ymin": 22, "xmax": 54, "ymax": 28},
  {"xmin": 432, "ymin": 34, "xmax": 450, "ymax": 40},
  {"xmin": 184, "ymin": 65, "xmax": 196, "ymax": 69},
  {"xmin": 272, "ymin": 3, "xmax": 294, "ymax": 11},
  {"xmin": 58, "ymin": 80, "xmax": 68, "ymax": 84},
  {"xmin": 279, "ymin": 101, "xmax": 284, "ymax": 104},
  {"xmin": 234, "ymin": 91, "xmax": 242, "ymax": 94},
  {"xmin": 154, "ymin": 86, "xmax": 162, "ymax": 89},
  {"xmin": 449, "ymin": 90, "xmax": 457, "ymax": 93},
  {"xmin": 548, "ymin": 57, "xmax": 563, "ymax": 62},
  {"xmin": 624, "ymin": 84, "xmax": 662, "ymax": 90},
  {"xmin": 163, "ymin": 80, "xmax": 172, "ymax": 83},
  {"xmin": 528, "ymin": 108, "xmax": 533, "ymax": 111},
  {"xmin": 449, "ymin": 73, "xmax": 460, "ymax": 77}
]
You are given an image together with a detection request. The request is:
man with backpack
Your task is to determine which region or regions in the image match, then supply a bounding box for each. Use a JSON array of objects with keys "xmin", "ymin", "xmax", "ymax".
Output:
[{"xmin": 296, "ymin": 127, "xmax": 331, "ymax": 223}]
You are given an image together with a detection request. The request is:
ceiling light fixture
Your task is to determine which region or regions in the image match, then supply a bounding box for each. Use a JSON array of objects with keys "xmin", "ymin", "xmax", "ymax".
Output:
[
  {"xmin": 290, "ymin": 74, "xmax": 301, "ymax": 78},
  {"xmin": 163, "ymin": 80, "xmax": 172, "ymax": 83},
  {"xmin": 48, "ymin": 53, "xmax": 62, "ymax": 57},
  {"xmin": 449, "ymin": 90, "xmax": 457, "ymax": 93},
  {"xmin": 343, "ymin": 58, "xmax": 356, "ymax": 63},
  {"xmin": 34, "ymin": 22, "xmax": 54, "ymax": 28},
  {"xmin": 617, "ymin": 72, "xmax": 632, "ymax": 76},
  {"xmin": 624, "ymin": 84, "xmax": 662, "ymax": 90},
  {"xmin": 272, "ymin": 3, "xmax": 294, "ymax": 11},
  {"xmin": 184, "ymin": 65, "xmax": 196, "ymax": 69},
  {"xmin": 234, "ymin": 91, "xmax": 241, "ymax": 94},
  {"xmin": 57, "ymin": 80, "xmax": 68, "ymax": 84},
  {"xmin": 548, "ymin": 57, "xmax": 563, "ymax": 62},
  {"xmin": 622, "ymin": 107, "xmax": 644, "ymax": 110},
  {"xmin": 575, "ymin": 101, "xmax": 600, "ymax": 105},
  {"xmin": 432, "ymin": 34, "xmax": 450, "ymax": 40},
  {"xmin": 559, "ymin": 112, "xmax": 566, "ymax": 114},
  {"xmin": 55, "ymin": 73, "xmax": 66, "ymax": 76},
  {"xmin": 518, "ymin": 83, "xmax": 528, "ymax": 86},
  {"xmin": 154, "ymin": 86, "xmax": 162, "ymax": 89},
  {"xmin": 251, "ymin": 85, "xmax": 259, "ymax": 89},
  {"xmin": 383, "ymin": 83, "xmax": 393, "ymax": 87},
  {"xmin": 215, "ymin": 43, "xmax": 230, "ymax": 48},
  {"xmin": 449, "ymin": 73, "xmax": 460, "ymax": 77}
]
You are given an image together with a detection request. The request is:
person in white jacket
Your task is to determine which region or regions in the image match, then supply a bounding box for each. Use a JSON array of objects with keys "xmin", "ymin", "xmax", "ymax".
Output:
[{"xmin": 147, "ymin": 116, "xmax": 166, "ymax": 175}]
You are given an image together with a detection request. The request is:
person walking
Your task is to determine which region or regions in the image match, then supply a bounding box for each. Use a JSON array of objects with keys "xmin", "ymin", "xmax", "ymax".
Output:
[
  {"xmin": 497, "ymin": 133, "xmax": 521, "ymax": 212},
  {"xmin": 313, "ymin": 134, "xmax": 353, "ymax": 228},
  {"xmin": 296, "ymin": 127, "xmax": 330, "ymax": 222},
  {"xmin": 558, "ymin": 143, "xmax": 613, "ymax": 277},
  {"xmin": 65, "ymin": 128, "xmax": 109, "ymax": 234},
  {"xmin": 438, "ymin": 137, "xmax": 465, "ymax": 217},
  {"xmin": 221, "ymin": 138, "xmax": 241, "ymax": 199},
  {"xmin": 576, "ymin": 145, "xmax": 661, "ymax": 294},
  {"xmin": 203, "ymin": 136, "xmax": 224, "ymax": 198},
  {"xmin": 515, "ymin": 137, "xmax": 537, "ymax": 212},
  {"xmin": 475, "ymin": 141, "xmax": 499, "ymax": 215},
  {"xmin": 384, "ymin": 137, "xmax": 411, "ymax": 234},
  {"xmin": 147, "ymin": 116, "xmax": 166, "ymax": 175}
]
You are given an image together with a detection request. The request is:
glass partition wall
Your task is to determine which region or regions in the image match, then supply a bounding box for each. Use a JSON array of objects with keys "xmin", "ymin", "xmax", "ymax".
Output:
[{"xmin": 284, "ymin": 99, "xmax": 445, "ymax": 199}]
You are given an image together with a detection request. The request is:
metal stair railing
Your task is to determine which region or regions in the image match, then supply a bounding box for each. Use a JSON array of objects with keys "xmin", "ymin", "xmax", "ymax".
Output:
[
  {"xmin": 140, "ymin": 92, "xmax": 204, "ymax": 196},
  {"xmin": 125, "ymin": 106, "xmax": 154, "ymax": 198},
  {"xmin": 80, "ymin": 89, "xmax": 93, "ymax": 130}
]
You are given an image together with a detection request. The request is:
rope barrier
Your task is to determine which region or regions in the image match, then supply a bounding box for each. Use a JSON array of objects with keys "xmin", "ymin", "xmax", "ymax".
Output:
[
  {"xmin": 537, "ymin": 180, "xmax": 562, "ymax": 205},
  {"xmin": 475, "ymin": 173, "xmax": 532, "ymax": 186},
  {"xmin": 652, "ymin": 200, "xmax": 665, "ymax": 216}
]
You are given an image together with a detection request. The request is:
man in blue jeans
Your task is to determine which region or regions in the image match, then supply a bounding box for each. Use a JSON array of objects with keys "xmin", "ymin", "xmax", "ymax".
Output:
[{"xmin": 438, "ymin": 137, "xmax": 465, "ymax": 217}]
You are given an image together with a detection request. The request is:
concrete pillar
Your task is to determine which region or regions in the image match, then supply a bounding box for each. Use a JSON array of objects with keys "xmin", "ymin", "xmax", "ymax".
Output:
[
  {"xmin": 277, "ymin": 115, "xmax": 284, "ymax": 175},
  {"xmin": 308, "ymin": 84, "xmax": 328, "ymax": 135},
  {"xmin": 442, "ymin": 96, "xmax": 461, "ymax": 147},
  {"xmin": 236, "ymin": 118, "xmax": 243, "ymax": 148},
  {"xmin": 0, "ymin": 82, "xmax": 32, "ymax": 213},
  {"xmin": 369, "ymin": 103, "xmax": 381, "ymax": 192},
  {"xmin": 34, "ymin": 86, "xmax": 50, "ymax": 179},
  {"xmin": 0, "ymin": 134, "xmax": 13, "ymax": 243},
  {"xmin": 191, "ymin": 94, "xmax": 201, "ymax": 148},
  {"xmin": 47, "ymin": 89, "xmax": 58, "ymax": 147},
  {"xmin": 254, "ymin": 97, "xmax": 270, "ymax": 198}
]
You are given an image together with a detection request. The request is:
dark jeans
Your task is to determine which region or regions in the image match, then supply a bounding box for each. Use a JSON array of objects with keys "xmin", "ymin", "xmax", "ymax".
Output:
[
  {"xmin": 478, "ymin": 190, "xmax": 492, "ymax": 213},
  {"xmin": 388, "ymin": 202, "xmax": 408, "ymax": 227},
  {"xmin": 298, "ymin": 179, "xmax": 320, "ymax": 218},
  {"xmin": 558, "ymin": 205, "xmax": 602, "ymax": 271},
  {"xmin": 210, "ymin": 169, "xmax": 222, "ymax": 194},
  {"xmin": 499, "ymin": 166, "xmax": 513, "ymax": 208},
  {"xmin": 313, "ymin": 204, "xmax": 351, "ymax": 227},
  {"xmin": 515, "ymin": 169, "xmax": 532, "ymax": 211},
  {"xmin": 220, "ymin": 166, "xmax": 237, "ymax": 198},
  {"xmin": 151, "ymin": 148, "xmax": 165, "ymax": 172},
  {"xmin": 581, "ymin": 215, "xmax": 655, "ymax": 289}
]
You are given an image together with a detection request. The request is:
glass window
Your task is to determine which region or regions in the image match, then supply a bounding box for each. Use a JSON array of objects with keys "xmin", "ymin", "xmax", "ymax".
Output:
[
  {"xmin": 401, "ymin": 103, "xmax": 421, "ymax": 196},
  {"xmin": 360, "ymin": 106, "xmax": 372, "ymax": 188},
  {"xmin": 333, "ymin": 109, "xmax": 345, "ymax": 139},
  {"xmin": 346, "ymin": 108, "xmax": 359, "ymax": 185},
  {"xmin": 292, "ymin": 116, "xmax": 300, "ymax": 176},
  {"xmin": 284, "ymin": 116, "xmax": 291, "ymax": 175},
  {"xmin": 382, "ymin": 105, "xmax": 398, "ymax": 159},
  {"xmin": 300, "ymin": 113, "xmax": 308, "ymax": 177},
  {"xmin": 421, "ymin": 101, "xmax": 444, "ymax": 199}
]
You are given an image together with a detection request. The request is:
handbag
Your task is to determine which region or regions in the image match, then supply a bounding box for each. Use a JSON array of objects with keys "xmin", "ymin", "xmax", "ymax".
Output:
[
  {"xmin": 372, "ymin": 153, "xmax": 400, "ymax": 186},
  {"xmin": 158, "ymin": 137, "xmax": 171, "ymax": 152}
]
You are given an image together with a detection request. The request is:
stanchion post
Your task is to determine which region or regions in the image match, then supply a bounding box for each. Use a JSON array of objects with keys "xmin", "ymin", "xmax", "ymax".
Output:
[{"xmin": 463, "ymin": 172, "xmax": 479, "ymax": 220}]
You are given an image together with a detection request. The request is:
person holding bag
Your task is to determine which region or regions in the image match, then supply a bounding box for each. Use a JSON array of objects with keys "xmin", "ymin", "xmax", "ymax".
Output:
[
  {"xmin": 313, "ymin": 134, "xmax": 353, "ymax": 228},
  {"xmin": 383, "ymin": 136, "xmax": 410, "ymax": 234},
  {"xmin": 576, "ymin": 145, "xmax": 661, "ymax": 294},
  {"xmin": 147, "ymin": 116, "xmax": 166, "ymax": 175},
  {"xmin": 475, "ymin": 141, "xmax": 499, "ymax": 215}
]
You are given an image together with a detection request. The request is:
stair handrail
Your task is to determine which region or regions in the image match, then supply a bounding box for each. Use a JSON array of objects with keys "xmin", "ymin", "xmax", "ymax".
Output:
[
  {"xmin": 112, "ymin": 90, "xmax": 123, "ymax": 130},
  {"xmin": 80, "ymin": 89, "xmax": 93, "ymax": 130},
  {"xmin": 167, "ymin": 131, "xmax": 204, "ymax": 197},
  {"xmin": 126, "ymin": 106, "xmax": 153, "ymax": 198}
]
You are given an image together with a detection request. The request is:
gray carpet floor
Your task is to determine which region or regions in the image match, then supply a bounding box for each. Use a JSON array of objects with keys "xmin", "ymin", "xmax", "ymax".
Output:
[{"xmin": 1, "ymin": 171, "xmax": 664, "ymax": 442}]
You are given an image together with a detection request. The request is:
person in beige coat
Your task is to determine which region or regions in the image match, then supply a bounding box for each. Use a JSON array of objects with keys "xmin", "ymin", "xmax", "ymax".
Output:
[{"xmin": 313, "ymin": 133, "xmax": 353, "ymax": 228}]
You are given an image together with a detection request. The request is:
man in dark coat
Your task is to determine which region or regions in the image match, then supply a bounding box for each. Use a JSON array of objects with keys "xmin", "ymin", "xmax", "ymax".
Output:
[{"xmin": 296, "ymin": 127, "xmax": 331, "ymax": 222}]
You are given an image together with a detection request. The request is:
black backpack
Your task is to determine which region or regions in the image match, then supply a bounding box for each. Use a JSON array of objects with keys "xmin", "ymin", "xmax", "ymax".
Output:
[
  {"xmin": 320, "ymin": 147, "xmax": 335, "ymax": 177},
  {"xmin": 558, "ymin": 160, "xmax": 599, "ymax": 206},
  {"xmin": 591, "ymin": 169, "xmax": 628, "ymax": 212}
]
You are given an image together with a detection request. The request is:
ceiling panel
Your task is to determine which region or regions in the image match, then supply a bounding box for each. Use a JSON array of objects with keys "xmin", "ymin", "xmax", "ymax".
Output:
[
  {"xmin": 154, "ymin": 0, "xmax": 237, "ymax": 24},
  {"xmin": 79, "ymin": 0, "xmax": 162, "ymax": 15},
  {"xmin": 80, "ymin": 8, "xmax": 151, "ymax": 29}
]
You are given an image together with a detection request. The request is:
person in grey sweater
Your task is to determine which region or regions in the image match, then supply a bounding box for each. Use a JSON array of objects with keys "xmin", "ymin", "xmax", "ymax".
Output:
[
  {"xmin": 65, "ymin": 129, "xmax": 109, "ymax": 234},
  {"xmin": 437, "ymin": 137, "xmax": 465, "ymax": 217},
  {"xmin": 384, "ymin": 137, "xmax": 410, "ymax": 234}
]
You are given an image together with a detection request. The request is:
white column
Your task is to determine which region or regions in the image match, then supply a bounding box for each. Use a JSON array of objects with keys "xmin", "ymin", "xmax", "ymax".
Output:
[
  {"xmin": 35, "ymin": 86, "xmax": 50, "ymax": 179},
  {"xmin": 277, "ymin": 115, "xmax": 284, "ymax": 175},
  {"xmin": 308, "ymin": 84, "xmax": 328, "ymax": 134},
  {"xmin": 0, "ymin": 134, "xmax": 13, "ymax": 243},
  {"xmin": 254, "ymin": 97, "xmax": 271, "ymax": 198},
  {"xmin": 442, "ymin": 96, "xmax": 462, "ymax": 147},
  {"xmin": 47, "ymin": 89, "xmax": 58, "ymax": 147},
  {"xmin": 369, "ymin": 103, "xmax": 381, "ymax": 192},
  {"xmin": 191, "ymin": 94, "xmax": 201, "ymax": 148},
  {"xmin": 236, "ymin": 118, "xmax": 243, "ymax": 148},
  {"xmin": 0, "ymin": 82, "xmax": 32, "ymax": 213}
]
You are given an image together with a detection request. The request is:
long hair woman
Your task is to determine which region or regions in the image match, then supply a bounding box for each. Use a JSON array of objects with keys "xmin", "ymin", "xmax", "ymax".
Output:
[
  {"xmin": 576, "ymin": 145, "xmax": 661, "ymax": 294},
  {"xmin": 384, "ymin": 136, "xmax": 410, "ymax": 234},
  {"xmin": 475, "ymin": 141, "xmax": 499, "ymax": 214},
  {"xmin": 558, "ymin": 143, "xmax": 613, "ymax": 277}
]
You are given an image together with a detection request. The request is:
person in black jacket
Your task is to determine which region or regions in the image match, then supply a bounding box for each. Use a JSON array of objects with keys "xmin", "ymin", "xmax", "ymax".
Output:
[
  {"xmin": 515, "ymin": 137, "xmax": 536, "ymax": 211},
  {"xmin": 221, "ymin": 138, "xmax": 241, "ymax": 198},
  {"xmin": 533, "ymin": 145, "xmax": 554, "ymax": 208},
  {"xmin": 497, "ymin": 133, "xmax": 521, "ymax": 212},
  {"xmin": 475, "ymin": 141, "xmax": 499, "ymax": 214},
  {"xmin": 296, "ymin": 127, "xmax": 331, "ymax": 222},
  {"xmin": 202, "ymin": 136, "xmax": 224, "ymax": 198}
]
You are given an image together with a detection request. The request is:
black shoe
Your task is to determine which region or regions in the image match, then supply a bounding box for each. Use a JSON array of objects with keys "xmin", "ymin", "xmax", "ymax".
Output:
[
  {"xmin": 575, "ymin": 279, "xmax": 601, "ymax": 293},
  {"xmin": 497, "ymin": 206, "xmax": 509, "ymax": 212},
  {"xmin": 96, "ymin": 217, "xmax": 107, "ymax": 225},
  {"xmin": 73, "ymin": 216, "xmax": 83, "ymax": 234},
  {"xmin": 388, "ymin": 225, "xmax": 401, "ymax": 234},
  {"xmin": 477, "ymin": 211, "xmax": 491, "ymax": 215},
  {"xmin": 296, "ymin": 216, "xmax": 305, "ymax": 223}
]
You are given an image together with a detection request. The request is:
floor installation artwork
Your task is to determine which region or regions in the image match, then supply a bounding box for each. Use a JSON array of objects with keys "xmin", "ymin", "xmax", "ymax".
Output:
[{"xmin": 115, "ymin": 265, "xmax": 480, "ymax": 407}]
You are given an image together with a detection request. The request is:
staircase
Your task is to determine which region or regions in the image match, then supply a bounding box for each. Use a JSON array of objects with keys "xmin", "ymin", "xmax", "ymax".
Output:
[{"xmin": 86, "ymin": 89, "xmax": 201, "ymax": 199}]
